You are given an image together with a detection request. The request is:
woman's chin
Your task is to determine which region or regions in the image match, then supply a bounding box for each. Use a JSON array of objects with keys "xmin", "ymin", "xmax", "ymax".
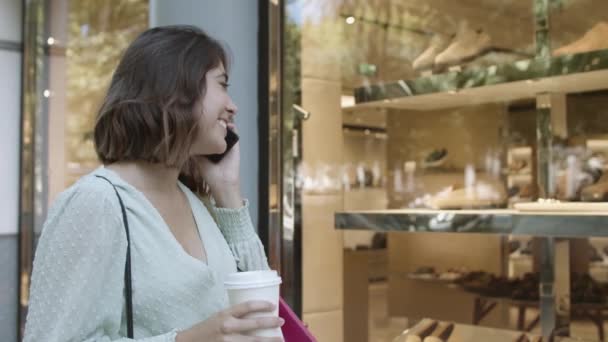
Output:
[
  {"xmin": 208, "ymin": 143, "xmax": 227, "ymax": 155},
  {"xmin": 217, "ymin": 142, "xmax": 228, "ymax": 153}
]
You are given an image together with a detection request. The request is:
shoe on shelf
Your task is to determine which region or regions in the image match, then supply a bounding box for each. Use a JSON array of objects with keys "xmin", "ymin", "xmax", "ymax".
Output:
[
  {"xmin": 520, "ymin": 240, "xmax": 532, "ymax": 256},
  {"xmin": 412, "ymin": 34, "xmax": 450, "ymax": 71},
  {"xmin": 434, "ymin": 23, "xmax": 491, "ymax": 67},
  {"xmin": 427, "ymin": 182, "xmax": 506, "ymax": 209},
  {"xmin": 508, "ymin": 185, "xmax": 534, "ymax": 201},
  {"xmin": 508, "ymin": 160, "xmax": 530, "ymax": 174},
  {"xmin": 422, "ymin": 148, "xmax": 448, "ymax": 168},
  {"xmin": 409, "ymin": 266, "xmax": 436, "ymax": 280},
  {"xmin": 590, "ymin": 245, "xmax": 603, "ymax": 263},
  {"xmin": 581, "ymin": 172, "xmax": 608, "ymax": 201},
  {"xmin": 508, "ymin": 185, "xmax": 521, "ymax": 198},
  {"xmin": 508, "ymin": 240, "xmax": 521, "ymax": 254},
  {"xmin": 555, "ymin": 168, "xmax": 596, "ymax": 201},
  {"xmin": 554, "ymin": 21, "xmax": 608, "ymax": 56}
]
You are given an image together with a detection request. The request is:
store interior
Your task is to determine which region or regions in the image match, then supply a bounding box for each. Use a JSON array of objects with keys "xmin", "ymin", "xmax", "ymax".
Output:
[{"xmin": 288, "ymin": 0, "xmax": 608, "ymax": 341}]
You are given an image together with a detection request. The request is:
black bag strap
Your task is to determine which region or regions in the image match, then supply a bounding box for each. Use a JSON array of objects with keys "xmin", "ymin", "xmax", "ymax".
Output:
[{"xmin": 95, "ymin": 175, "xmax": 134, "ymax": 338}]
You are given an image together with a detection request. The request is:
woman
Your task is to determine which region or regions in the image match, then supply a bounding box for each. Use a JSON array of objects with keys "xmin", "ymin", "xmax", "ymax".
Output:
[{"xmin": 23, "ymin": 26, "xmax": 283, "ymax": 341}]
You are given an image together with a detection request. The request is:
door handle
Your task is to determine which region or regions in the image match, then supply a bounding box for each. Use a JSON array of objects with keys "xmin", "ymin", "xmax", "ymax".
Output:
[{"xmin": 292, "ymin": 104, "xmax": 311, "ymax": 121}]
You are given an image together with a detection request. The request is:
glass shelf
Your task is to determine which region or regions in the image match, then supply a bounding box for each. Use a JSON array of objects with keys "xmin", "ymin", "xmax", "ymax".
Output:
[{"xmin": 335, "ymin": 208, "xmax": 608, "ymax": 238}]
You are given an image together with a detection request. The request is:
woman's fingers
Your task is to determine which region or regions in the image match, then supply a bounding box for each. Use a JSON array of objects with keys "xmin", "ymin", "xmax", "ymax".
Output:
[
  {"xmin": 221, "ymin": 301, "xmax": 284, "ymax": 341},
  {"xmin": 221, "ymin": 316, "xmax": 284, "ymax": 334},
  {"xmin": 228, "ymin": 301, "xmax": 276, "ymax": 318},
  {"xmin": 223, "ymin": 335, "xmax": 284, "ymax": 342}
]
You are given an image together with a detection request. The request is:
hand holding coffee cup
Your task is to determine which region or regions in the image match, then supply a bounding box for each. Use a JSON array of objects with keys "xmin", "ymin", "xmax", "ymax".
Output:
[
  {"xmin": 224, "ymin": 270, "xmax": 284, "ymax": 339},
  {"xmin": 175, "ymin": 300, "xmax": 284, "ymax": 342}
]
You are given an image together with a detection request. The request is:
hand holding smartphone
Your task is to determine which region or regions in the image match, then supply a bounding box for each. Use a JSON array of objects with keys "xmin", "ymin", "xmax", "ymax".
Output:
[{"xmin": 206, "ymin": 128, "xmax": 239, "ymax": 163}]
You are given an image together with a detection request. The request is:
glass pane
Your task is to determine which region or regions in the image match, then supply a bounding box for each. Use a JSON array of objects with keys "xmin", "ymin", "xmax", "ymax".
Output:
[
  {"xmin": 46, "ymin": 0, "xmax": 148, "ymax": 207},
  {"xmin": 20, "ymin": 0, "xmax": 149, "ymax": 333},
  {"xmin": 283, "ymin": 0, "xmax": 608, "ymax": 341}
]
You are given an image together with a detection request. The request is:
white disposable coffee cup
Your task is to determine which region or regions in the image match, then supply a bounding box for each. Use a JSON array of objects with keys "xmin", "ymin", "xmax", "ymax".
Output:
[{"xmin": 224, "ymin": 270, "xmax": 283, "ymax": 338}]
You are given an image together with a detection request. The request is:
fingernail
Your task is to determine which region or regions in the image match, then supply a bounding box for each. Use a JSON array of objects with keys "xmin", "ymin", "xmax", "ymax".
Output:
[{"xmin": 279, "ymin": 318, "xmax": 285, "ymax": 326}]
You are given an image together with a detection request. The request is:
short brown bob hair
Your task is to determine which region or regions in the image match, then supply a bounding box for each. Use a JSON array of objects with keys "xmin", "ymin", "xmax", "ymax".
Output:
[{"xmin": 94, "ymin": 25, "xmax": 229, "ymax": 169}]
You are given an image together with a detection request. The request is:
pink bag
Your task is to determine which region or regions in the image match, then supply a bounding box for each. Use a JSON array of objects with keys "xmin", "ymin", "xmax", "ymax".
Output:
[{"xmin": 279, "ymin": 297, "xmax": 317, "ymax": 342}]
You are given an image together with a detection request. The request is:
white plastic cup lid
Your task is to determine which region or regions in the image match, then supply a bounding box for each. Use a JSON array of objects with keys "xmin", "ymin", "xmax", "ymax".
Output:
[{"xmin": 224, "ymin": 270, "xmax": 282, "ymax": 290}]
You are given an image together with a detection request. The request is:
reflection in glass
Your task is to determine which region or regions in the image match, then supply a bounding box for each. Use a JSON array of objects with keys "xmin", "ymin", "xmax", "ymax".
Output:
[
  {"xmin": 551, "ymin": 0, "xmax": 608, "ymax": 56},
  {"xmin": 20, "ymin": 0, "xmax": 149, "ymax": 336},
  {"xmin": 59, "ymin": 0, "xmax": 149, "ymax": 190}
]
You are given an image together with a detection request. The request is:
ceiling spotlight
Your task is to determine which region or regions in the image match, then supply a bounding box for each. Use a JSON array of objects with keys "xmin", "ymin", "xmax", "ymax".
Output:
[
  {"xmin": 47, "ymin": 37, "xmax": 55, "ymax": 45},
  {"xmin": 43, "ymin": 89, "xmax": 51, "ymax": 98},
  {"xmin": 345, "ymin": 16, "xmax": 356, "ymax": 25}
]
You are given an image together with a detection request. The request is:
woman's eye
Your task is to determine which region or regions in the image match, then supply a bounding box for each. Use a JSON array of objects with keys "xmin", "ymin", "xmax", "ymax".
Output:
[{"xmin": 221, "ymin": 82, "xmax": 230, "ymax": 89}]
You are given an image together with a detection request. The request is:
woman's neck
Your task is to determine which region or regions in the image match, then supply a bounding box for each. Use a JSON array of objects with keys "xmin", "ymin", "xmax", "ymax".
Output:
[{"xmin": 105, "ymin": 161, "xmax": 181, "ymax": 194}]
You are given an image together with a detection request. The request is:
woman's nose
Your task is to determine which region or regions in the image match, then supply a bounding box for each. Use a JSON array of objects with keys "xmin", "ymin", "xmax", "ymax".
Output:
[{"xmin": 227, "ymin": 98, "xmax": 238, "ymax": 116}]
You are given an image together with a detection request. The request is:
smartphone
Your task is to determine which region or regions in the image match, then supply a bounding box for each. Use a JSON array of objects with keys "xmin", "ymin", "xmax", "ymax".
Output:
[{"xmin": 206, "ymin": 128, "xmax": 239, "ymax": 163}]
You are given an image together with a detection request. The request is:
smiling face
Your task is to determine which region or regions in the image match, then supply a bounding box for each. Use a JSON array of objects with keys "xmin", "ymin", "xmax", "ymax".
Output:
[{"xmin": 190, "ymin": 64, "xmax": 238, "ymax": 156}]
